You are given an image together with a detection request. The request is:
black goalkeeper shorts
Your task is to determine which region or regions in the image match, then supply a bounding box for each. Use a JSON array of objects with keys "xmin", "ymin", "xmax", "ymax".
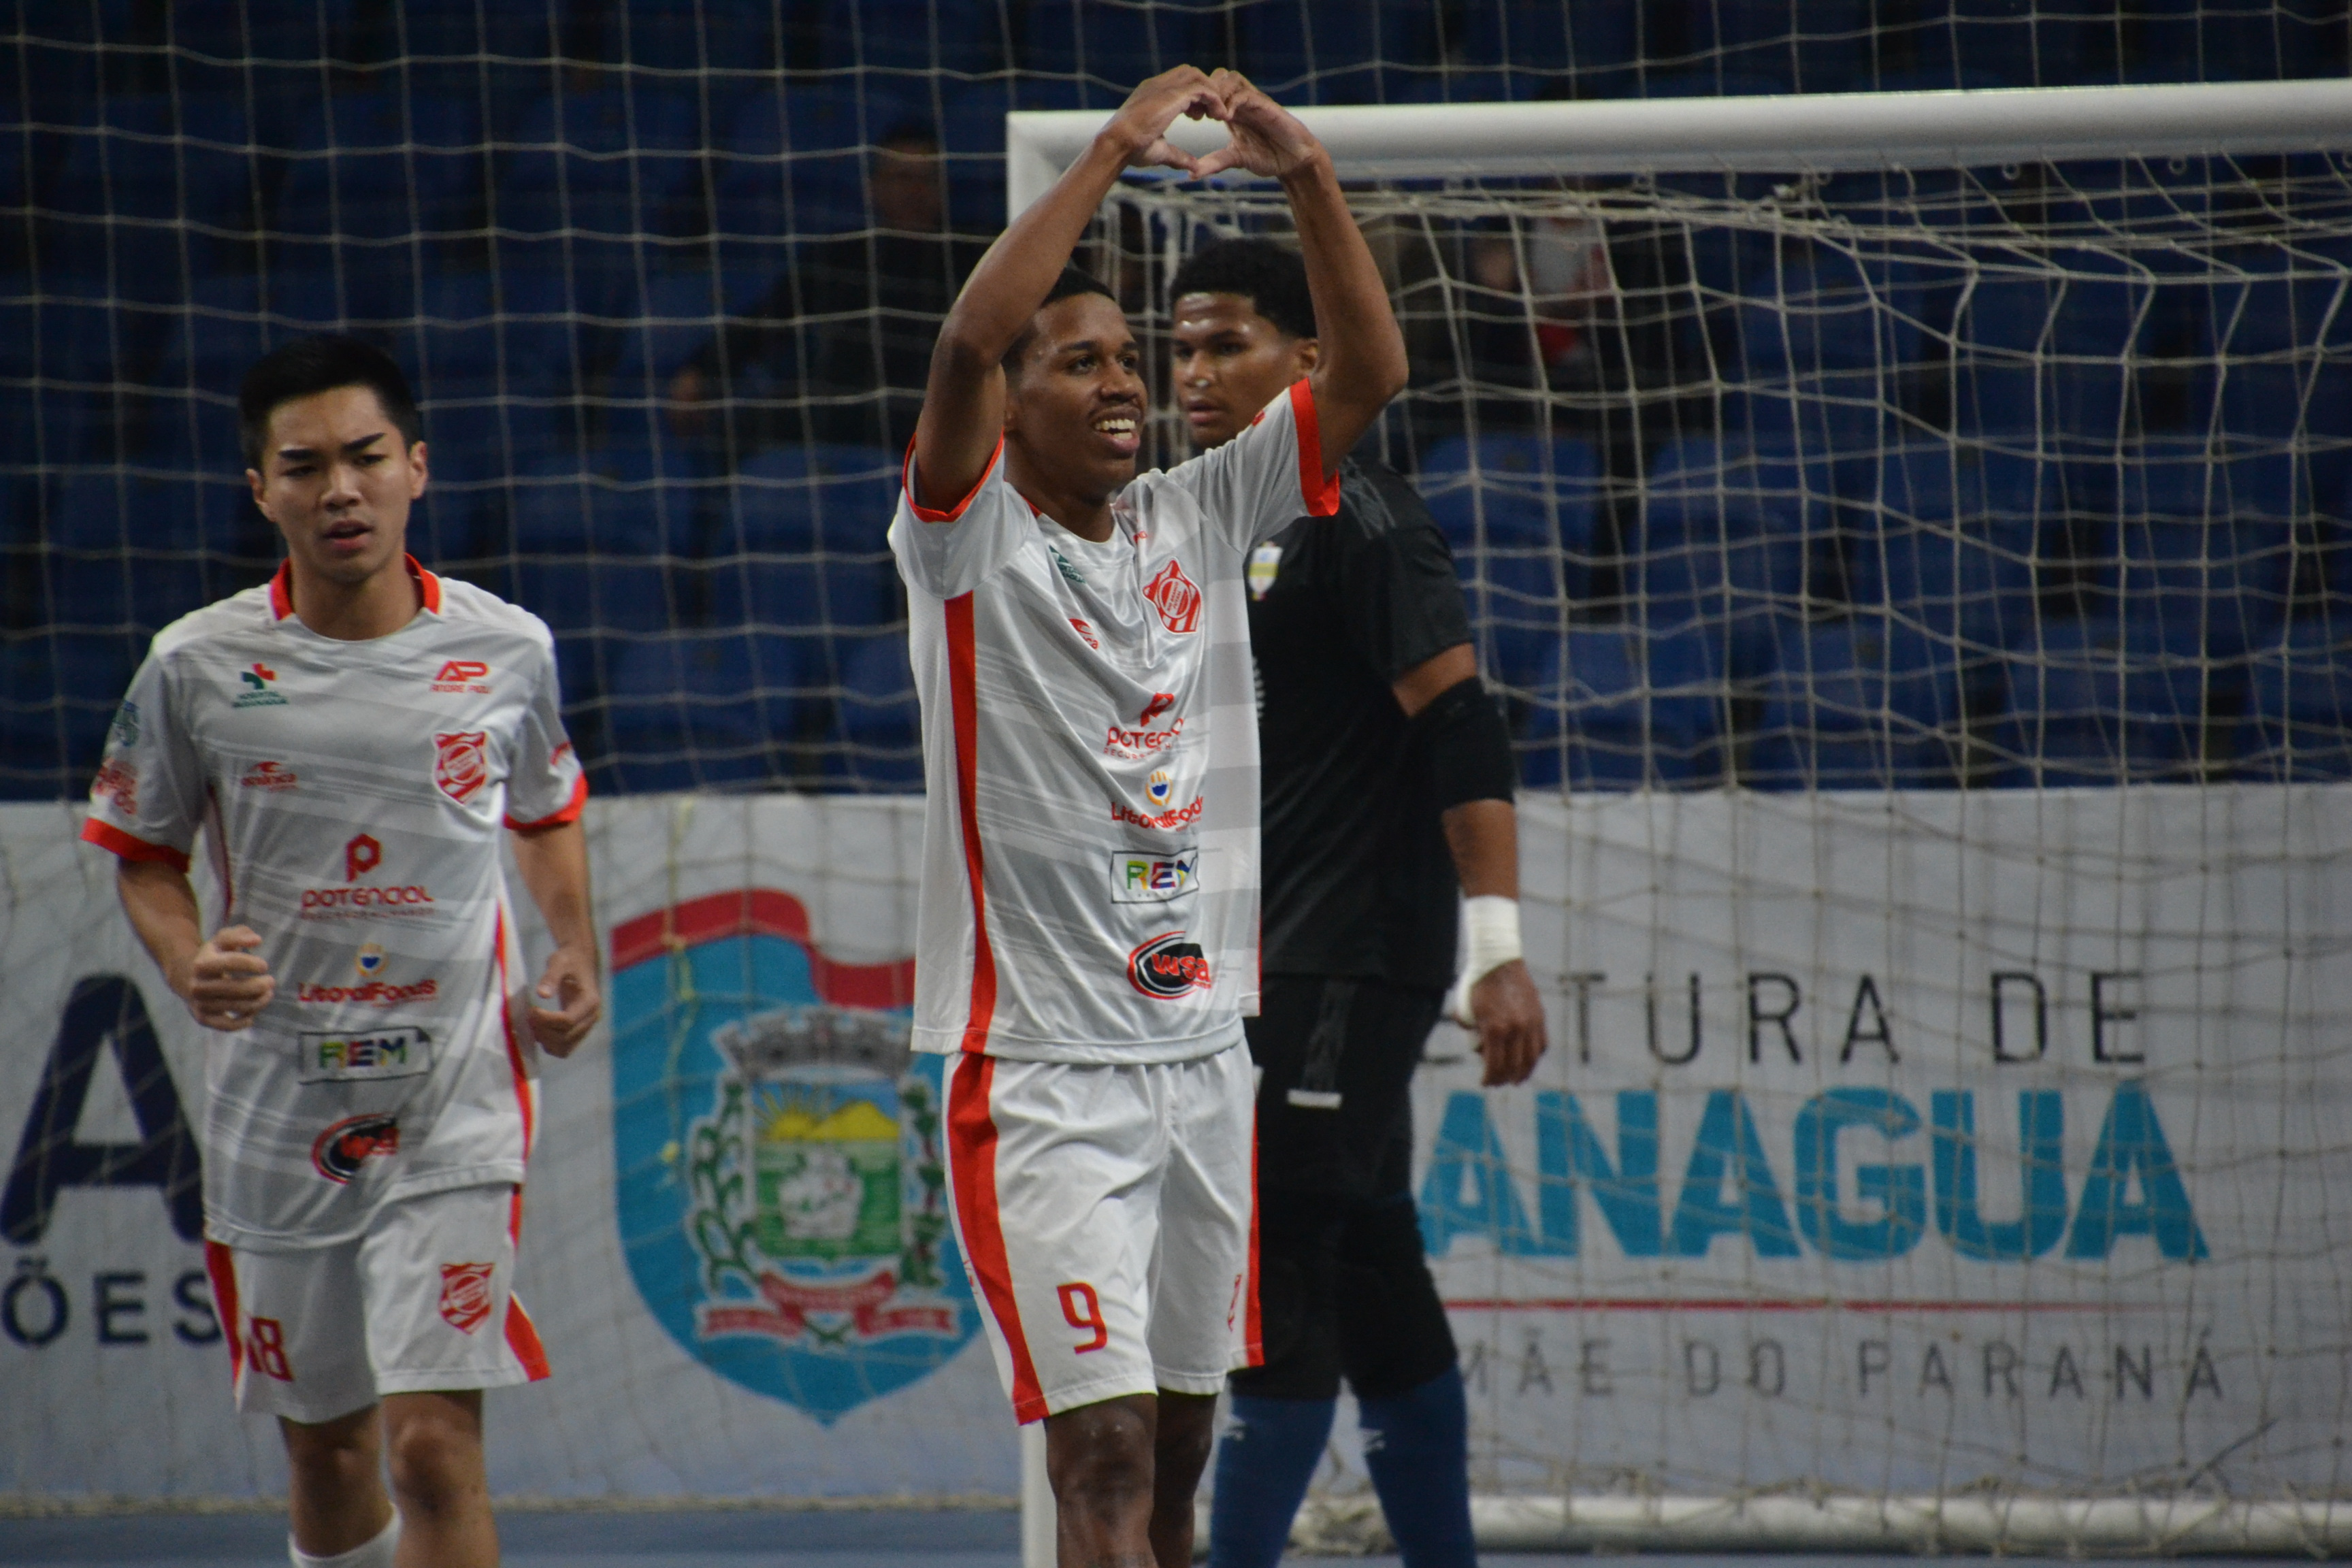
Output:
[{"xmin": 1236, "ymin": 975, "xmax": 1457, "ymax": 1403}]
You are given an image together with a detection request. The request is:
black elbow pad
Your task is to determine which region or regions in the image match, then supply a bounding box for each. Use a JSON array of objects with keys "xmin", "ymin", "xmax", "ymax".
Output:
[{"xmin": 1409, "ymin": 676, "xmax": 1516, "ymax": 809}]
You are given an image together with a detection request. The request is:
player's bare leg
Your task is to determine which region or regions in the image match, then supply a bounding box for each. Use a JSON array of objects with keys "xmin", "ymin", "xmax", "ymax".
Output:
[
  {"xmin": 381, "ymin": 1391, "xmax": 497, "ymax": 1568},
  {"xmin": 1047, "ymin": 1391, "xmax": 1221, "ymax": 1568},
  {"xmin": 281, "ymin": 1405, "xmax": 395, "ymax": 1558}
]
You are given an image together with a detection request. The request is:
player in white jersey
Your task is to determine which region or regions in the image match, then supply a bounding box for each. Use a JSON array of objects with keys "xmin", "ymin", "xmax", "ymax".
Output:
[
  {"xmin": 889, "ymin": 67, "xmax": 1406, "ymax": 1567},
  {"xmin": 79, "ymin": 336, "xmax": 599, "ymax": 1568}
]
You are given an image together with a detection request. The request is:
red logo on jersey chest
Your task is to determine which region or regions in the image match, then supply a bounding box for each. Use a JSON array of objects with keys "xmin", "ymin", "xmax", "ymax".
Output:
[
  {"xmin": 433, "ymin": 732, "xmax": 489, "ymax": 802},
  {"xmin": 1143, "ymin": 560, "xmax": 1202, "ymax": 634},
  {"xmin": 431, "ymin": 659, "xmax": 491, "ymax": 693},
  {"xmin": 438, "ymin": 1262, "xmax": 495, "ymax": 1334}
]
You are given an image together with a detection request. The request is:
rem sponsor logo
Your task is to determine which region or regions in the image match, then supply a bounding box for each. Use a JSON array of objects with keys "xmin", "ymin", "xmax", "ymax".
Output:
[
  {"xmin": 91, "ymin": 758, "xmax": 137, "ymax": 815},
  {"xmin": 311, "ymin": 1113, "xmax": 399, "ymax": 1183},
  {"xmin": 298, "ymin": 1027, "xmax": 432, "ymax": 1084},
  {"xmin": 232, "ymin": 662, "xmax": 288, "ymax": 708},
  {"xmin": 431, "ymin": 659, "xmax": 491, "ymax": 694},
  {"xmin": 1143, "ymin": 559, "xmax": 1201, "ymax": 634},
  {"xmin": 1109, "ymin": 850, "xmax": 1199, "ymax": 905},
  {"xmin": 240, "ymin": 760, "xmax": 298, "ymax": 790},
  {"xmin": 1105, "ymin": 717, "xmax": 1184, "ymax": 759},
  {"xmin": 295, "ymin": 978, "xmax": 440, "ymax": 1005},
  {"xmin": 1111, "ymin": 794, "xmax": 1205, "ymax": 831},
  {"xmin": 1128, "ymin": 931, "xmax": 1212, "ymax": 1000}
]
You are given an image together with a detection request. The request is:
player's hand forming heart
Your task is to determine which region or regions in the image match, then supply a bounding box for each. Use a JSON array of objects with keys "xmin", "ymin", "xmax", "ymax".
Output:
[
  {"xmin": 1470, "ymin": 958, "xmax": 1548, "ymax": 1088},
  {"xmin": 1105, "ymin": 65, "xmax": 1226, "ymax": 176},
  {"xmin": 528, "ymin": 943, "xmax": 602, "ymax": 1057},
  {"xmin": 1192, "ymin": 70, "xmax": 1324, "ymax": 183},
  {"xmin": 182, "ymin": 926, "xmax": 275, "ymax": 1031}
]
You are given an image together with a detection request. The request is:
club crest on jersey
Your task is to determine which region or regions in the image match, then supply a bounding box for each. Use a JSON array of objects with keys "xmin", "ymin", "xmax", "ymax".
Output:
[
  {"xmin": 1143, "ymin": 559, "xmax": 1202, "ymax": 634},
  {"xmin": 1248, "ymin": 542, "xmax": 1283, "ymax": 600},
  {"xmin": 609, "ymin": 896, "xmax": 976, "ymax": 1424},
  {"xmin": 1128, "ymin": 931, "xmax": 1213, "ymax": 999},
  {"xmin": 232, "ymin": 661, "xmax": 288, "ymax": 708},
  {"xmin": 431, "ymin": 659, "xmax": 491, "ymax": 694},
  {"xmin": 311, "ymin": 1113, "xmax": 399, "ymax": 1182},
  {"xmin": 438, "ymin": 1262, "xmax": 495, "ymax": 1334},
  {"xmin": 432, "ymin": 732, "xmax": 489, "ymax": 802}
]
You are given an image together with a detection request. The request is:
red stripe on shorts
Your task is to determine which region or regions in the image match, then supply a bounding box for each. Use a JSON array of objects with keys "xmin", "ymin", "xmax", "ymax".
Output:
[
  {"xmin": 948, "ymin": 1053, "xmax": 1043, "ymax": 1420},
  {"xmin": 1244, "ymin": 1113, "xmax": 1264, "ymax": 1367},
  {"xmin": 494, "ymin": 907, "xmax": 535, "ymax": 1158},
  {"xmin": 203, "ymin": 1240, "xmax": 243, "ymax": 1386},
  {"xmin": 945, "ymin": 593, "xmax": 998, "ymax": 1054},
  {"xmin": 502, "ymin": 1188, "xmax": 551, "ymax": 1380}
]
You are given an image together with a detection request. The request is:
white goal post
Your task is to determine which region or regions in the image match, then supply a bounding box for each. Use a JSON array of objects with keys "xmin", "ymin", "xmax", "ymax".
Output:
[{"xmin": 1006, "ymin": 80, "xmax": 2352, "ymax": 1563}]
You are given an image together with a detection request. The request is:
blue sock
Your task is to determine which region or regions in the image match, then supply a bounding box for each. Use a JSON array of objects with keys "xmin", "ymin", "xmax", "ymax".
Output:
[
  {"xmin": 1359, "ymin": 1367, "xmax": 1477, "ymax": 1568},
  {"xmin": 1207, "ymin": 1394, "xmax": 1337, "ymax": 1568}
]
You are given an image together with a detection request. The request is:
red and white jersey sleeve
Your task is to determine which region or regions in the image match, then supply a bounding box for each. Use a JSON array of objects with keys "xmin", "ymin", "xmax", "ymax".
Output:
[
  {"xmin": 79, "ymin": 559, "xmax": 585, "ymax": 1252},
  {"xmin": 889, "ymin": 381, "xmax": 1337, "ymax": 1066}
]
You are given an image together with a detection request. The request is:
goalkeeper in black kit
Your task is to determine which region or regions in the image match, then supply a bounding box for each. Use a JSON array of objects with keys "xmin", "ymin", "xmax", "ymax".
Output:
[{"xmin": 1172, "ymin": 239, "xmax": 1550, "ymax": 1568}]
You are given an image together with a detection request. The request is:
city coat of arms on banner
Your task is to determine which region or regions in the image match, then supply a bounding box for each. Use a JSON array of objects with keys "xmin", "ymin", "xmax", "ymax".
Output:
[{"xmin": 609, "ymin": 891, "xmax": 977, "ymax": 1424}]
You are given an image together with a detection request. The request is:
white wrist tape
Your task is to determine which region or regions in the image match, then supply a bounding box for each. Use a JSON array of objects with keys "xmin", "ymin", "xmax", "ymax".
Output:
[{"xmin": 1443, "ymin": 896, "xmax": 1522, "ymax": 1028}]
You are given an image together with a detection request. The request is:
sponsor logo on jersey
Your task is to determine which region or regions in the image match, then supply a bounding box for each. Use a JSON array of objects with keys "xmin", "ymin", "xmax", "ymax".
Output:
[
  {"xmin": 355, "ymin": 941, "xmax": 387, "ymax": 976},
  {"xmin": 240, "ymin": 760, "xmax": 298, "ymax": 790},
  {"xmin": 1111, "ymin": 794, "xmax": 1204, "ymax": 830},
  {"xmin": 1143, "ymin": 559, "xmax": 1202, "ymax": 634},
  {"xmin": 1128, "ymin": 931, "xmax": 1213, "ymax": 999},
  {"xmin": 1048, "ymin": 547, "xmax": 1086, "ymax": 587},
  {"xmin": 310, "ymin": 1112, "xmax": 400, "ymax": 1182},
  {"xmin": 295, "ymin": 977, "xmax": 440, "ymax": 1004},
  {"xmin": 232, "ymin": 662, "xmax": 288, "ymax": 708},
  {"xmin": 1146, "ymin": 769, "xmax": 1173, "ymax": 806},
  {"xmin": 433, "ymin": 732, "xmax": 489, "ymax": 802},
  {"xmin": 438, "ymin": 1262, "xmax": 497, "ymax": 1333},
  {"xmin": 1070, "ymin": 618, "xmax": 1100, "ymax": 650},
  {"xmin": 1109, "ymin": 850, "xmax": 1199, "ymax": 904},
  {"xmin": 109, "ymin": 700, "xmax": 139, "ymax": 747},
  {"xmin": 91, "ymin": 758, "xmax": 137, "ymax": 815},
  {"xmin": 1105, "ymin": 717, "xmax": 1184, "ymax": 758},
  {"xmin": 346, "ymin": 833, "xmax": 382, "ymax": 881},
  {"xmin": 302, "ymin": 885, "xmax": 437, "ymax": 916},
  {"xmin": 1248, "ymin": 542, "xmax": 1283, "ymax": 601},
  {"xmin": 298, "ymin": 1026, "xmax": 432, "ymax": 1083},
  {"xmin": 1138, "ymin": 691, "xmax": 1177, "ymax": 725},
  {"xmin": 431, "ymin": 659, "xmax": 492, "ymax": 693}
]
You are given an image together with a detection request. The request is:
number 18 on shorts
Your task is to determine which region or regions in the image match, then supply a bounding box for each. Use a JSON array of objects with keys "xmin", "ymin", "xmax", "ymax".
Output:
[{"xmin": 944, "ymin": 1045, "xmax": 1260, "ymax": 1423}]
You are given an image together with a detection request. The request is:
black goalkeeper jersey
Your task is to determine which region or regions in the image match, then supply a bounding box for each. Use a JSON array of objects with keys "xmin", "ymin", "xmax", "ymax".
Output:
[{"xmin": 1247, "ymin": 455, "xmax": 1476, "ymax": 991}]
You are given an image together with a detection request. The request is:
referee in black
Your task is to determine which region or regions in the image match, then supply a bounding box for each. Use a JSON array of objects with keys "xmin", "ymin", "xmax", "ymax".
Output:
[{"xmin": 1171, "ymin": 238, "xmax": 1549, "ymax": 1568}]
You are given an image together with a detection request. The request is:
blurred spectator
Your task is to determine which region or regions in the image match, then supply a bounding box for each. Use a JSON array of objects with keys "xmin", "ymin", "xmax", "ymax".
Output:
[
  {"xmin": 1461, "ymin": 210, "xmax": 1616, "ymax": 421},
  {"xmin": 668, "ymin": 127, "xmax": 986, "ymax": 457}
]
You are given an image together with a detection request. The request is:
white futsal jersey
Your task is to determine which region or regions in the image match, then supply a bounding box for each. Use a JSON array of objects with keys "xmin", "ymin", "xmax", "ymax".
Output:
[
  {"xmin": 80, "ymin": 559, "xmax": 585, "ymax": 1252},
  {"xmin": 889, "ymin": 380, "xmax": 1339, "ymax": 1064}
]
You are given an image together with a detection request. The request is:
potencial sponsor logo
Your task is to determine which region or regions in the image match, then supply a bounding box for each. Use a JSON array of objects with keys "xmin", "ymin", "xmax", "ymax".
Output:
[
  {"xmin": 91, "ymin": 758, "xmax": 137, "ymax": 815},
  {"xmin": 1143, "ymin": 559, "xmax": 1202, "ymax": 634},
  {"xmin": 240, "ymin": 760, "xmax": 298, "ymax": 790},
  {"xmin": 346, "ymin": 832, "xmax": 381, "ymax": 881},
  {"xmin": 1109, "ymin": 849, "xmax": 1199, "ymax": 905},
  {"xmin": 1111, "ymin": 794, "xmax": 1204, "ymax": 831},
  {"xmin": 295, "ymin": 977, "xmax": 440, "ymax": 1005},
  {"xmin": 1138, "ymin": 691, "xmax": 1177, "ymax": 725},
  {"xmin": 433, "ymin": 731, "xmax": 489, "ymax": 802},
  {"xmin": 301, "ymin": 885, "xmax": 437, "ymax": 916},
  {"xmin": 310, "ymin": 1112, "xmax": 400, "ymax": 1182},
  {"xmin": 1128, "ymin": 930, "xmax": 1213, "ymax": 1000},
  {"xmin": 232, "ymin": 661, "xmax": 288, "ymax": 708},
  {"xmin": 431, "ymin": 659, "xmax": 491, "ymax": 693},
  {"xmin": 1105, "ymin": 717, "xmax": 1183, "ymax": 759},
  {"xmin": 1146, "ymin": 769, "xmax": 1173, "ymax": 806},
  {"xmin": 297, "ymin": 1026, "xmax": 431, "ymax": 1083}
]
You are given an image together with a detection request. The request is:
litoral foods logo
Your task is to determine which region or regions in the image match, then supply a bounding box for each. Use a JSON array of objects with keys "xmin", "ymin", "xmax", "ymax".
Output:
[{"xmin": 232, "ymin": 662, "xmax": 288, "ymax": 708}]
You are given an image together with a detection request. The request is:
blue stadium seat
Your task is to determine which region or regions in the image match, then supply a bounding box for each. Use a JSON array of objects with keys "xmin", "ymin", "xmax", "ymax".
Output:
[
  {"xmin": 1640, "ymin": 439, "xmax": 1835, "ymax": 665},
  {"xmin": 714, "ymin": 87, "xmax": 883, "ymax": 244},
  {"xmin": 1518, "ymin": 625, "xmax": 1731, "ymax": 791},
  {"xmin": 1905, "ymin": 1, "xmax": 2106, "ymax": 87},
  {"xmin": 1021, "ymin": 0, "xmax": 1216, "ymax": 103},
  {"xmin": 830, "ymin": 630, "xmax": 924, "ymax": 790},
  {"xmin": 1953, "ymin": 254, "xmax": 2147, "ymax": 446},
  {"xmin": 1745, "ymin": 614, "xmax": 1972, "ymax": 789},
  {"xmin": 1987, "ymin": 615, "xmax": 2211, "ymax": 786},
  {"xmin": 1454, "ymin": 0, "xmax": 1637, "ymax": 96},
  {"xmin": 1679, "ymin": 0, "xmax": 1871, "ymax": 92},
  {"xmin": 0, "ymin": 641, "xmax": 65, "ymax": 800},
  {"xmin": 1237, "ymin": 1, "xmax": 1437, "ymax": 104},
  {"xmin": 1847, "ymin": 442, "xmax": 2046, "ymax": 648},
  {"xmin": 614, "ymin": 0, "xmax": 780, "ymax": 74},
  {"xmin": 272, "ymin": 92, "xmax": 485, "ymax": 248},
  {"xmin": 813, "ymin": 0, "xmax": 1001, "ymax": 75},
  {"xmin": 607, "ymin": 270, "xmax": 728, "ymax": 397},
  {"xmin": 494, "ymin": 88, "xmax": 705, "ymax": 291},
  {"xmin": 1418, "ymin": 434, "xmax": 1601, "ymax": 690},
  {"xmin": 604, "ymin": 630, "xmax": 797, "ymax": 792},
  {"xmin": 2073, "ymin": 438, "xmax": 2298, "ymax": 657},
  {"xmin": 2237, "ymin": 618, "xmax": 2352, "ymax": 779}
]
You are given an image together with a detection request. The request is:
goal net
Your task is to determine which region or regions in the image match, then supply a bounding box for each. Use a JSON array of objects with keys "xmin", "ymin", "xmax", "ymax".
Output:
[{"xmin": 1073, "ymin": 91, "xmax": 2352, "ymax": 1552}]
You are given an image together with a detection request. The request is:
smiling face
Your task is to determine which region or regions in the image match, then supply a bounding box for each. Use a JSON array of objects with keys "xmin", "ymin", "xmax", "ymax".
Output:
[
  {"xmin": 1002, "ymin": 291, "xmax": 1148, "ymax": 506},
  {"xmin": 247, "ymin": 383, "xmax": 427, "ymax": 587},
  {"xmin": 1169, "ymin": 291, "xmax": 1318, "ymax": 451}
]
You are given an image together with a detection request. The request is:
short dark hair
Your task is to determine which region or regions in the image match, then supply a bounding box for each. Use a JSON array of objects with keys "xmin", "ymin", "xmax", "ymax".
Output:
[
  {"xmin": 1168, "ymin": 237, "xmax": 1316, "ymax": 342},
  {"xmin": 239, "ymin": 335, "xmax": 421, "ymax": 468},
  {"xmin": 1003, "ymin": 266, "xmax": 1120, "ymax": 373}
]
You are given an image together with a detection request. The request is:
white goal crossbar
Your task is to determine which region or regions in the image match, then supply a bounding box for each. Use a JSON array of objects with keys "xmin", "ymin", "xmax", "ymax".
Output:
[{"xmin": 1006, "ymin": 78, "xmax": 2352, "ymax": 212}]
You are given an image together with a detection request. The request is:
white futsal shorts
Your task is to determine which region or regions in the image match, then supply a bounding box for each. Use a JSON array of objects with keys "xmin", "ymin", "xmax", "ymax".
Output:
[
  {"xmin": 201, "ymin": 1183, "xmax": 550, "ymax": 1424},
  {"xmin": 945, "ymin": 1043, "xmax": 1260, "ymax": 1424}
]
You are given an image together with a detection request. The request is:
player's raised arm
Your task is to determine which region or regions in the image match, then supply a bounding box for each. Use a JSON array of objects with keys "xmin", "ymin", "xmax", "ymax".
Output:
[
  {"xmin": 1194, "ymin": 71, "xmax": 1408, "ymax": 471},
  {"xmin": 910, "ymin": 67, "xmax": 1225, "ymax": 513}
]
